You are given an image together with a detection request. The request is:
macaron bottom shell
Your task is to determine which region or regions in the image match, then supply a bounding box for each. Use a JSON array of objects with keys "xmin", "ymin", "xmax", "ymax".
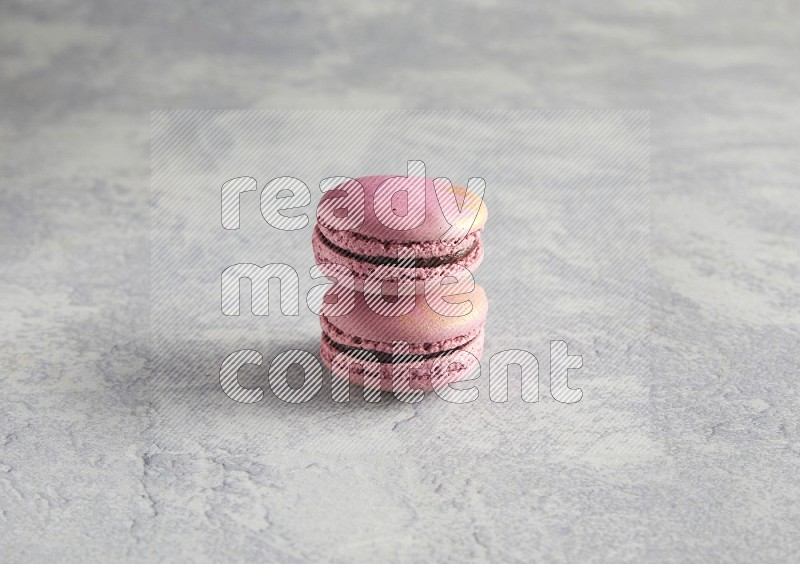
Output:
[{"xmin": 320, "ymin": 328, "xmax": 484, "ymax": 393}]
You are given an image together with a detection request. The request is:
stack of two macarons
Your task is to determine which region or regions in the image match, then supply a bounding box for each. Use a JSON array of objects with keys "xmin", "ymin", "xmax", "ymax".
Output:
[{"xmin": 313, "ymin": 175, "xmax": 488, "ymax": 393}]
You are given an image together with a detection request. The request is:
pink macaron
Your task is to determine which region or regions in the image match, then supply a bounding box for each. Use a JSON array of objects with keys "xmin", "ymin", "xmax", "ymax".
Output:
[
  {"xmin": 320, "ymin": 284, "xmax": 488, "ymax": 392},
  {"xmin": 313, "ymin": 175, "xmax": 487, "ymax": 292}
]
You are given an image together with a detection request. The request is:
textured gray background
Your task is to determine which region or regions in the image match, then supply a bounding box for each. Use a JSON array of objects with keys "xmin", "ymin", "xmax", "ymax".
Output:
[{"xmin": 1, "ymin": 1, "xmax": 799, "ymax": 562}]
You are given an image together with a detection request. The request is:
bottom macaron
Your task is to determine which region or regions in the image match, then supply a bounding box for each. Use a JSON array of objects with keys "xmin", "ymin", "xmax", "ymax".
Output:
[{"xmin": 318, "ymin": 285, "xmax": 488, "ymax": 393}]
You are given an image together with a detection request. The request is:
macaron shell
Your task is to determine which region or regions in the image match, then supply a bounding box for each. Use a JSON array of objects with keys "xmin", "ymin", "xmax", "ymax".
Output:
[
  {"xmin": 320, "ymin": 315, "xmax": 482, "ymax": 355},
  {"xmin": 320, "ymin": 328, "xmax": 484, "ymax": 392},
  {"xmin": 317, "ymin": 175, "xmax": 488, "ymax": 244},
  {"xmin": 312, "ymin": 225, "xmax": 485, "ymax": 291},
  {"xmin": 322, "ymin": 284, "xmax": 488, "ymax": 347},
  {"xmin": 316, "ymin": 222, "xmax": 480, "ymax": 260}
]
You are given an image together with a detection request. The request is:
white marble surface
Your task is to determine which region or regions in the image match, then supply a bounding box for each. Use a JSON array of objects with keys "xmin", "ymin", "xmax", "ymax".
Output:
[{"xmin": 1, "ymin": 1, "xmax": 799, "ymax": 562}]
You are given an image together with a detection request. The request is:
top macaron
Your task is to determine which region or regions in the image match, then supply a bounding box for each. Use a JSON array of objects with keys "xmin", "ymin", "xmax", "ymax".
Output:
[{"xmin": 313, "ymin": 175, "xmax": 488, "ymax": 289}]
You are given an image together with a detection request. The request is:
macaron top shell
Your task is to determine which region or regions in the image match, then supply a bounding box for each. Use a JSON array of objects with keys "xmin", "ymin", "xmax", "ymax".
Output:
[
  {"xmin": 317, "ymin": 175, "xmax": 487, "ymax": 244},
  {"xmin": 322, "ymin": 284, "xmax": 488, "ymax": 347}
]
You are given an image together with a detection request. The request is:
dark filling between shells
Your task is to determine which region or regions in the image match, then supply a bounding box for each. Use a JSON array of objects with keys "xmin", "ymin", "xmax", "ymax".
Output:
[
  {"xmin": 323, "ymin": 332, "xmax": 477, "ymax": 364},
  {"xmin": 316, "ymin": 227, "xmax": 477, "ymax": 268}
]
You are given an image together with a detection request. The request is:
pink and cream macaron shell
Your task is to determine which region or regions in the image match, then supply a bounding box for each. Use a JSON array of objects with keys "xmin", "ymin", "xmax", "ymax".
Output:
[{"xmin": 317, "ymin": 175, "xmax": 487, "ymax": 243}]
